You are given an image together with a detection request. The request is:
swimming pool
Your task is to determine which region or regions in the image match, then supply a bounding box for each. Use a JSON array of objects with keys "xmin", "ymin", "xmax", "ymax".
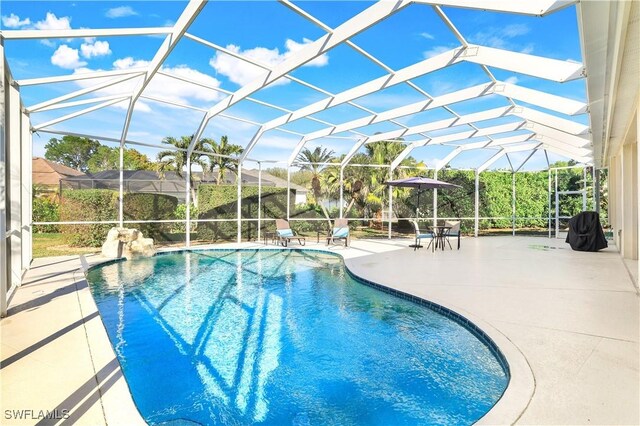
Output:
[{"xmin": 87, "ymin": 249, "xmax": 508, "ymax": 425}]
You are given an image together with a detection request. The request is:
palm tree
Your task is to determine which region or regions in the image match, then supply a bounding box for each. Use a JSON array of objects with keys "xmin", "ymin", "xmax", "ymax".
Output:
[
  {"xmin": 342, "ymin": 153, "xmax": 371, "ymax": 217},
  {"xmin": 296, "ymin": 146, "xmax": 335, "ymax": 223},
  {"xmin": 365, "ymin": 140, "xmax": 425, "ymax": 218},
  {"xmin": 156, "ymin": 135, "xmax": 213, "ymax": 205},
  {"xmin": 207, "ymin": 135, "xmax": 244, "ymax": 185}
]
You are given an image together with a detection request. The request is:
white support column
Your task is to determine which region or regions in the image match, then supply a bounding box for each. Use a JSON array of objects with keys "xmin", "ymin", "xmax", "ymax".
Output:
[
  {"xmin": 8, "ymin": 77, "xmax": 22, "ymax": 290},
  {"xmin": 512, "ymin": 172, "xmax": 516, "ymax": 236},
  {"xmin": 548, "ymin": 168, "xmax": 552, "ymax": 238},
  {"xmin": 388, "ymin": 168, "xmax": 393, "ymax": 239},
  {"xmin": 622, "ymin": 142, "xmax": 637, "ymax": 259},
  {"xmin": 474, "ymin": 169, "xmax": 479, "ymax": 237},
  {"xmin": 582, "ymin": 166, "xmax": 588, "ymax": 211},
  {"xmin": 286, "ymin": 166, "xmax": 291, "ymax": 221},
  {"xmin": 185, "ymin": 156, "xmax": 191, "ymax": 247},
  {"xmin": 555, "ymin": 170, "xmax": 559, "ymax": 238},
  {"xmin": 1, "ymin": 41, "xmax": 8, "ymax": 316},
  {"xmin": 118, "ymin": 142, "xmax": 124, "ymax": 227},
  {"xmin": 433, "ymin": 169, "xmax": 438, "ymax": 227},
  {"xmin": 237, "ymin": 164, "xmax": 242, "ymax": 243},
  {"xmin": 339, "ymin": 166, "xmax": 344, "ymax": 218},
  {"xmin": 21, "ymin": 110, "xmax": 32, "ymax": 269},
  {"xmin": 258, "ymin": 162, "xmax": 262, "ymax": 242}
]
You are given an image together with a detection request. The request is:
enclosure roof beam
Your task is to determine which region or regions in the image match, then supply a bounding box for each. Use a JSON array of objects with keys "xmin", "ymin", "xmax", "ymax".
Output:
[
  {"xmin": 31, "ymin": 94, "xmax": 131, "ymax": 113},
  {"xmin": 478, "ymin": 149, "xmax": 508, "ymax": 173},
  {"xmin": 25, "ymin": 73, "xmax": 140, "ymax": 113},
  {"xmin": 525, "ymin": 121, "xmax": 591, "ymax": 147},
  {"xmin": 120, "ymin": 0, "xmax": 207, "ymax": 148},
  {"xmin": 305, "ymin": 81, "xmax": 585, "ymax": 143},
  {"xmin": 1, "ymin": 27, "xmax": 173, "ymax": 40},
  {"xmin": 32, "ymin": 97, "xmax": 128, "ymax": 131},
  {"xmin": 16, "ymin": 69, "xmax": 146, "ymax": 87},
  {"xmin": 412, "ymin": 0, "xmax": 576, "ymax": 16},
  {"xmin": 514, "ymin": 149, "xmax": 540, "ymax": 172},
  {"xmin": 434, "ymin": 147, "xmax": 464, "ymax": 171},
  {"xmin": 187, "ymin": 0, "xmax": 412, "ymax": 155},
  {"xmin": 241, "ymin": 44, "xmax": 582, "ymax": 159}
]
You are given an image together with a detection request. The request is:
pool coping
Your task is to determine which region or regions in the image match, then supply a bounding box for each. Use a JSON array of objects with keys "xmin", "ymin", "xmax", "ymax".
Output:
[{"xmin": 82, "ymin": 244, "xmax": 534, "ymax": 425}]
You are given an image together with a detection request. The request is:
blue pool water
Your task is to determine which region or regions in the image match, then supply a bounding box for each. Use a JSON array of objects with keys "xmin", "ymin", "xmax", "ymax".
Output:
[{"xmin": 87, "ymin": 250, "xmax": 508, "ymax": 425}]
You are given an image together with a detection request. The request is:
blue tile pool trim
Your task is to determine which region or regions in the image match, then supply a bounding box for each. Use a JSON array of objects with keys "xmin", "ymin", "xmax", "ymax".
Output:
[{"xmin": 87, "ymin": 246, "xmax": 511, "ymax": 380}]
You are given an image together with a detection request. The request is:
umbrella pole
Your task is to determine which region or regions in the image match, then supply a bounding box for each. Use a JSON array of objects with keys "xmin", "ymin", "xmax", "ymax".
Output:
[{"xmin": 410, "ymin": 189, "xmax": 423, "ymax": 249}]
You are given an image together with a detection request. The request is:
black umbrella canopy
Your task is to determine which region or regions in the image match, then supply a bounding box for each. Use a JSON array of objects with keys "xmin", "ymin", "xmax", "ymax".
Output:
[
  {"xmin": 386, "ymin": 176, "xmax": 461, "ymax": 220},
  {"xmin": 385, "ymin": 176, "xmax": 461, "ymax": 190}
]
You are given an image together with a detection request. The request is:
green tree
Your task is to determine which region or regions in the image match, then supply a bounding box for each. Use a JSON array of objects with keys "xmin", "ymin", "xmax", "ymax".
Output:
[
  {"xmin": 86, "ymin": 146, "xmax": 154, "ymax": 173},
  {"xmin": 156, "ymin": 135, "xmax": 213, "ymax": 205},
  {"xmin": 296, "ymin": 146, "xmax": 335, "ymax": 223},
  {"xmin": 364, "ymin": 140, "xmax": 424, "ymax": 218},
  {"xmin": 208, "ymin": 135, "xmax": 244, "ymax": 184},
  {"xmin": 44, "ymin": 135, "xmax": 100, "ymax": 172}
]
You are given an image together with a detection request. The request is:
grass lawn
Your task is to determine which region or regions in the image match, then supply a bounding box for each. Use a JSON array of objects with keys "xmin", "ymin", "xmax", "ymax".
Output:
[{"xmin": 32, "ymin": 233, "xmax": 99, "ymax": 258}]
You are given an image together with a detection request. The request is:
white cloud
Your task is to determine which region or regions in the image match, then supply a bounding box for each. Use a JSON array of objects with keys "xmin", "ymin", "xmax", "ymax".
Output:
[
  {"xmin": 423, "ymin": 45, "xmax": 453, "ymax": 59},
  {"xmin": 51, "ymin": 44, "xmax": 87, "ymax": 69},
  {"xmin": 502, "ymin": 24, "xmax": 530, "ymax": 38},
  {"xmin": 80, "ymin": 40, "xmax": 112, "ymax": 58},
  {"xmin": 34, "ymin": 12, "xmax": 71, "ymax": 30},
  {"xmin": 520, "ymin": 43, "xmax": 535, "ymax": 55},
  {"xmin": 209, "ymin": 38, "xmax": 329, "ymax": 87},
  {"xmin": 73, "ymin": 57, "xmax": 224, "ymax": 113},
  {"xmin": 105, "ymin": 6, "xmax": 137, "ymax": 18},
  {"xmin": 469, "ymin": 24, "xmax": 531, "ymax": 50},
  {"xmin": 419, "ymin": 32, "xmax": 434, "ymax": 40},
  {"xmin": 2, "ymin": 13, "xmax": 31, "ymax": 28},
  {"xmin": 504, "ymin": 76, "xmax": 519, "ymax": 85}
]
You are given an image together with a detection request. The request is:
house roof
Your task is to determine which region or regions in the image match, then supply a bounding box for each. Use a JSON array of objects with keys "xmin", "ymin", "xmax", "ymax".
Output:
[
  {"xmin": 63, "ymin": 168, "xmax": 307, "ymax": 192},
  {"xmin": 32, "ymin": 157, "xmax": 85, "ymax": 186}
]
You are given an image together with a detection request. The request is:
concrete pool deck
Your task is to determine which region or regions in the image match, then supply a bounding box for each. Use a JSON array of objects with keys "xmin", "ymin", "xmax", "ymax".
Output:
[{"xmin": 1, "ymin": 236, "xmax": 638, "ymax": 425}]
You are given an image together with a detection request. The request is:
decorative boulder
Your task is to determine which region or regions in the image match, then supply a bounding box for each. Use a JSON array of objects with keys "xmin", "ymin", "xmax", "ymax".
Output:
[{"xmin": 101, "ymin": 227, "xmax": 156, "ymax": 259}]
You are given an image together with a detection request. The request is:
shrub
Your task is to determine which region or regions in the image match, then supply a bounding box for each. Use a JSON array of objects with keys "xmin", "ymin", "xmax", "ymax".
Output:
[
  {"xmin": 60, "ymin": 190, "xmax": 118, "ymax": 247},
  {"xmin": 172, "ymin": 203, "xmax": 198, "ymax": 233},
  {"xmin": 197, "ymin": 185, "xmax": 294, "ymax": 242},
  {"xmin": 60, "ymin": 190, "xmax": 179, "ymax": 246},
  {"xmin": 123, "ymin": 193, "xmax": 179, "ymax": 241},
  {"xmin": 32, "ymin": 197, "xmax": 60, "ymax": 233}
]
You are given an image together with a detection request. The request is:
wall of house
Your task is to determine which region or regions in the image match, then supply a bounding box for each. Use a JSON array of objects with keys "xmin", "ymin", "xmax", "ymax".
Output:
[{"xmin": 608, "ymin": 103, "xmax": 639, "ymax": 286}]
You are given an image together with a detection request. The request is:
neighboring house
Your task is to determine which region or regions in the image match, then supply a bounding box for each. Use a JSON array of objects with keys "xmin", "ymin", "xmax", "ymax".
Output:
[
  {"xmin": 62, "ymin": 170, "xmax": 215, "ymax": 202},
  {"xmin": 32, "ymin": 157, "xmax": 85, "ymax": 194},
  {"xmin": 62, "ymin": 169, "xmax": 307, "ymax": 204}
]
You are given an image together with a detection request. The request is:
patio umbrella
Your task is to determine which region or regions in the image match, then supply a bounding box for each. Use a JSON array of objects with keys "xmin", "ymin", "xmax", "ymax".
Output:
[{"xmin": 386, "ymin": 176, "xmax": 461, "ymax": 219}]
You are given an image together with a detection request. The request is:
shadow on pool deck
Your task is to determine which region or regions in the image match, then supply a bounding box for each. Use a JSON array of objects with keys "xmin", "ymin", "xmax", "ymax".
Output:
[{"xmin": 1, "ymin": 238, "xmax": 638, "ymax": 425}]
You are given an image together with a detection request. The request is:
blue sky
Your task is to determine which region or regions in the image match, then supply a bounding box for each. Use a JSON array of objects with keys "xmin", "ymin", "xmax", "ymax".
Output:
[{"xmin": 2, "ymin": 1, "xmax": 587, "ymax": 171}]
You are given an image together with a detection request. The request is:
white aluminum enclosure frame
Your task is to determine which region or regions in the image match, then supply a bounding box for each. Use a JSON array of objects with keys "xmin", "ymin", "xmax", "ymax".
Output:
[{"xmin": 2, "ymin": 0, "xmax": 618, "ymax": 308}]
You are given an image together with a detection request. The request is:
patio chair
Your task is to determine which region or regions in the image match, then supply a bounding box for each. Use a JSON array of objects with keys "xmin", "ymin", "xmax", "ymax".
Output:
[
  {"xmin": 275, "ymin": 219, "xmax": 306, "ymax": 247},
  {"xmin": 410, "ymin": 220, "xmax": 435, "ymax": 251},
  {"xmin": 444, "ymin": 220, "xmax": 461, "ymax": 250},
  {"xmin": 327, "ymin": 218, "xmax": 350, "ymax": 247}
]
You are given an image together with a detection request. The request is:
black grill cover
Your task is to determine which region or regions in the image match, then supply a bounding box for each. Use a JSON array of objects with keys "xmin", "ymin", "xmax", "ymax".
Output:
[{"xmin": 565, "ymin": 211, "xmax": 608, "ymax": 252}]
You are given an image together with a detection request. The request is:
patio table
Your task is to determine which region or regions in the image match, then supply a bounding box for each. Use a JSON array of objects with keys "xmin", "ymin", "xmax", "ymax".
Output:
[{"xmin": 431, "ymin": 225, "xmax": 452, "ymax": 251}]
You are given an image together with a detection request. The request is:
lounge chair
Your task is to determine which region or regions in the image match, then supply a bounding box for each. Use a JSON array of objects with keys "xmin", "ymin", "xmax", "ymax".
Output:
[
  {"xmin": 444, "ymin": 220, "xmax": 461, "ymax": 250},
  {"xmin": 327, "ymin": 218, "xmax": 349, "ymax": 247},
  {"xmin": 410, "ymin": 220, "xmax": 434, "ymax": 251},
  {"xmin": 275, "ymin": 219, "xmax": 306, "ymax": 247}
]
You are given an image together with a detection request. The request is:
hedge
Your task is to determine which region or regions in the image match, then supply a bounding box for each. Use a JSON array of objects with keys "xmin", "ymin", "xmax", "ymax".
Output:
[
  {"xmin": 60, "ymin": 190, "xmax": 118, "ymax": 247},
  {"xmin": 60, "ymin": 189, "xmax": 178, "ymax": 246},
  {"xmin": 197, "ymin": 185, "xmax": 294, "ymax": 242},
  {"xmin": 123, "ymin": 193, "xmax": 179, "ymax": 241},
  {"xmin": 32, "ymin": 197, "xmax": 60, "ymax": 233}
]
